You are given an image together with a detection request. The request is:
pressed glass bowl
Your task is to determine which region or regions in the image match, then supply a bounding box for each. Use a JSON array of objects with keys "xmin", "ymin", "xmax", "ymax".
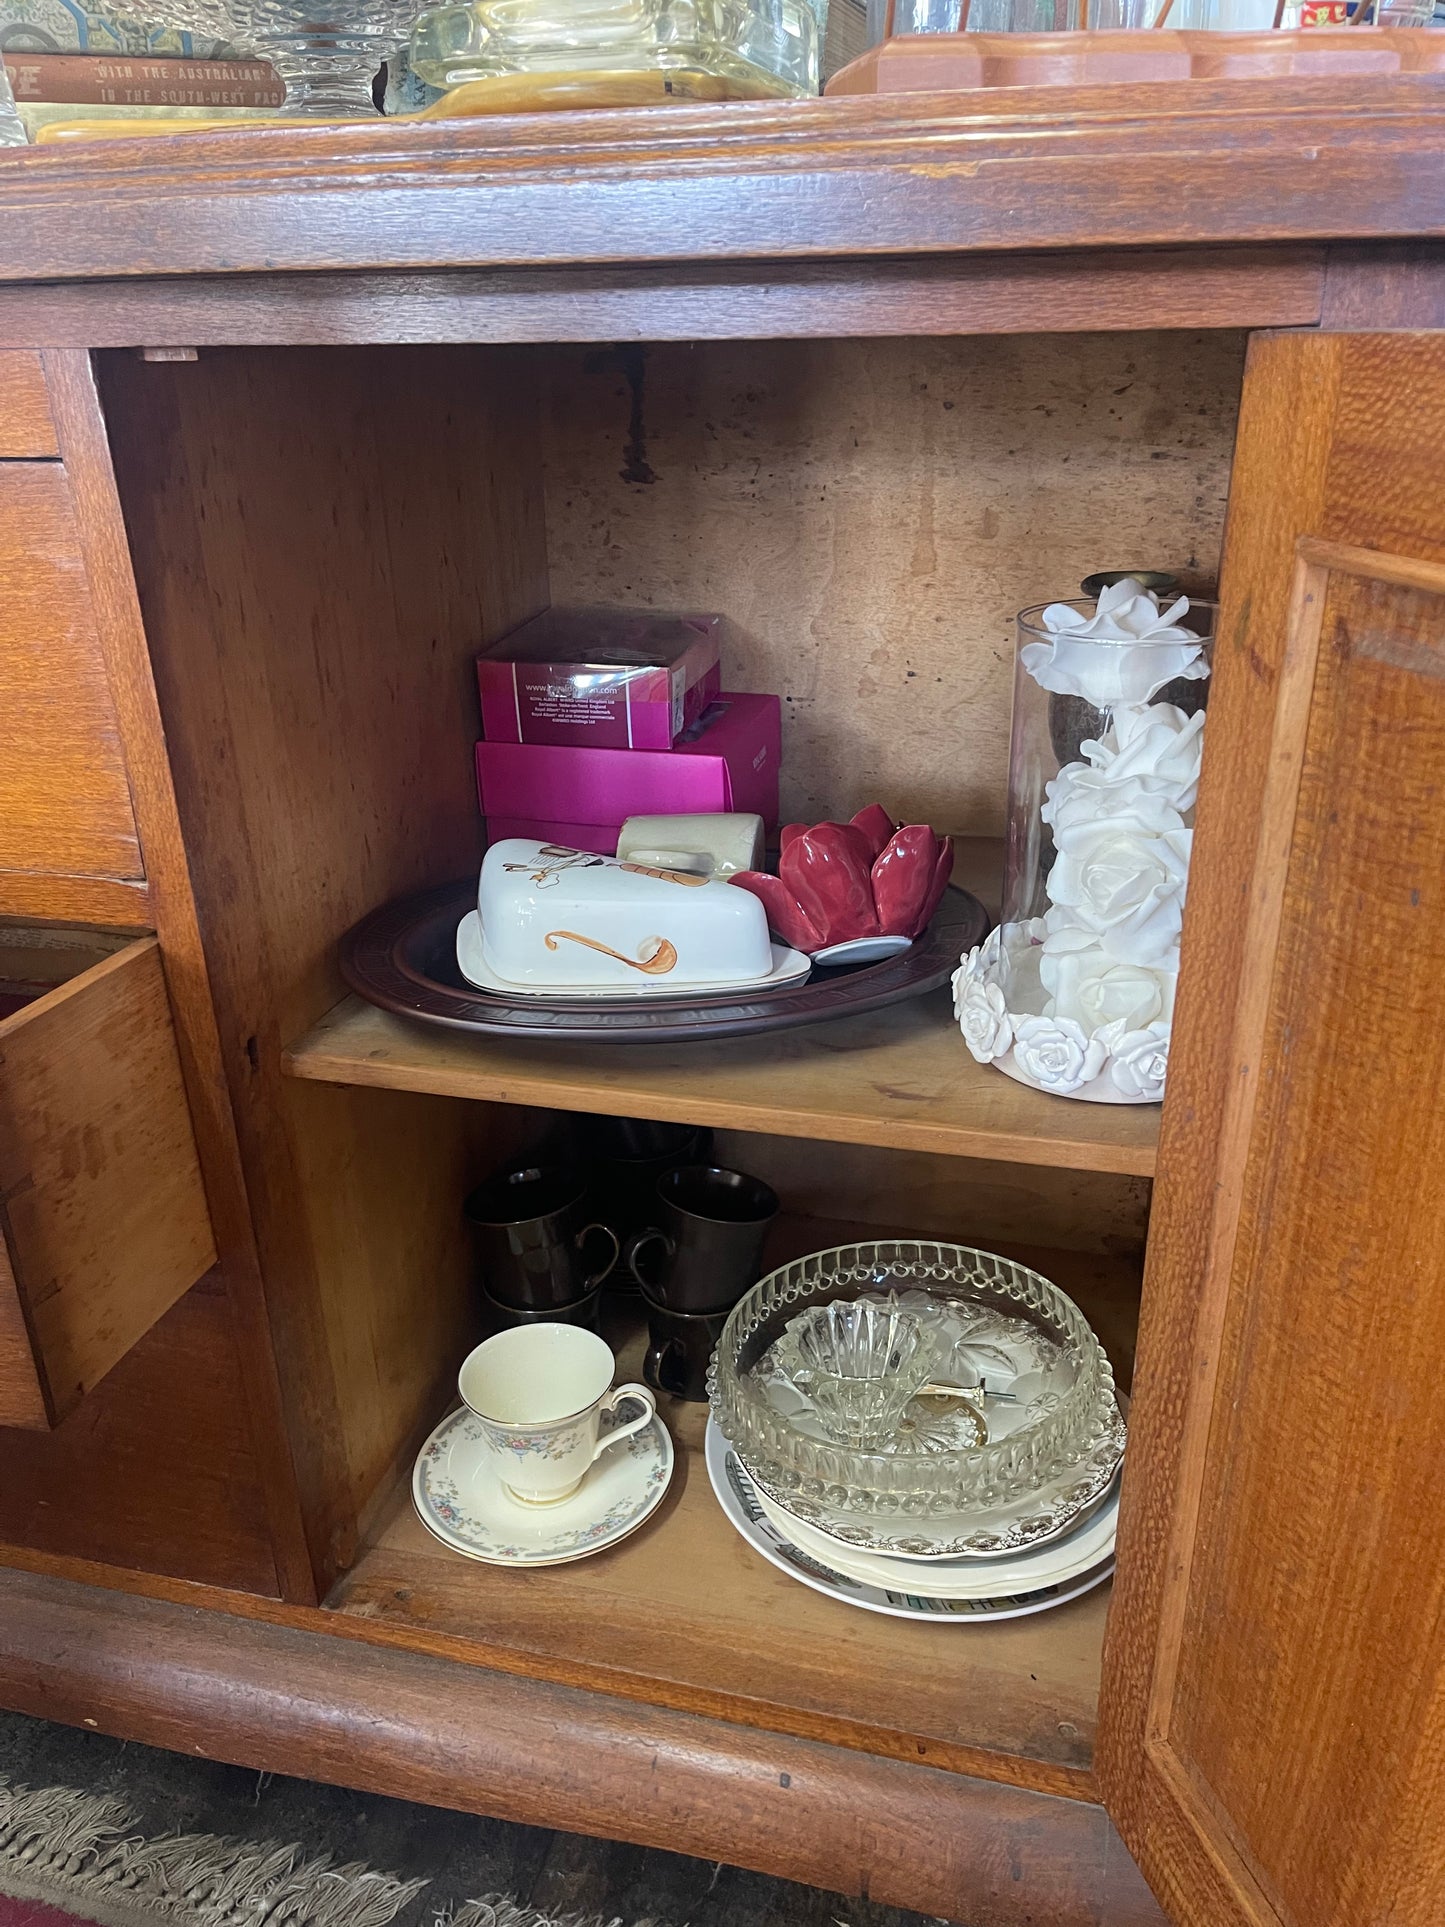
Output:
[{"xmin": 708, "ymin": 1242, "xmax": 1121, "ymax": 1517}]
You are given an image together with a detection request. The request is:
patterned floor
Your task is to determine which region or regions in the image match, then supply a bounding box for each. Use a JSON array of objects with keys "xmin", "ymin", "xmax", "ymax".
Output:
[{"xmin": 0, "ymin": 1709, "xmax": 952, "ymax": 1927}]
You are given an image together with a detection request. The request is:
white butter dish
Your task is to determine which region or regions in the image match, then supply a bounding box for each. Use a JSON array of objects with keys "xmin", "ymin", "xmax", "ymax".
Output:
[
  {"xmin": 477, "ymin": 839, "xmax": 776, "ymax": 988},
  {"xmin": 457, "ymin": 912, "xmax": 810, "ymax": 1000}
]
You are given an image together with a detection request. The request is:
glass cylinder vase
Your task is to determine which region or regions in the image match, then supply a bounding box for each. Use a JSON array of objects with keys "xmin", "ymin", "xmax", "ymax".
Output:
[
  {"xmin": 1003, "ymin": 598, "xmax": 1215, "ymax": 928},
  {"xmin": 955, "ymin": 588, "xmax": 1214, "ymax": 1105}
]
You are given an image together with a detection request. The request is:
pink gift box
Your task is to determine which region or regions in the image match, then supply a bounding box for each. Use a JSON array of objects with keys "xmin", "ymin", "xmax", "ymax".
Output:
[
  {"xmin": 477, "ymin": 606, "xmax": 722, "ymax": 751},
  {"xmin": 476, "ymin": 693, "xmax": 781, "ymax": 856}
]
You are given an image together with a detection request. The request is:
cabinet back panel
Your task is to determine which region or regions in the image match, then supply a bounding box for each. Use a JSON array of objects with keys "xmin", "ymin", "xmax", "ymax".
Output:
[
  {"xmin": 540, "ymin": 331, "xmax": 1246, "ymax": 832},
  {"xmin": 716, "ymin": 1131, "xmax": 1150, "ymax": 1264}
]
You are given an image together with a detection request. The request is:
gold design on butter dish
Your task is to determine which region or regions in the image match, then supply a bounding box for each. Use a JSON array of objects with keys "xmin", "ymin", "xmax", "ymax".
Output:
[{"xmin": 544, "ymin": 931, "xmax": 680, "ymax": 975}]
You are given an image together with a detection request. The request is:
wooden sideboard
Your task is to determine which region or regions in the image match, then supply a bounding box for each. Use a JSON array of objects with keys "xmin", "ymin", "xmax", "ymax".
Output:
[{"xmin": 0, "ymin": 77, "xmax": 1443, "ymax": 1927}]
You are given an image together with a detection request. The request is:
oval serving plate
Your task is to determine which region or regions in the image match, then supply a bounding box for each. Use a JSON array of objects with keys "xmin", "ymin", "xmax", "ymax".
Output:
[{"xmin": 340, "ymin": 880, "xmax": 989, "ymax": 1043}]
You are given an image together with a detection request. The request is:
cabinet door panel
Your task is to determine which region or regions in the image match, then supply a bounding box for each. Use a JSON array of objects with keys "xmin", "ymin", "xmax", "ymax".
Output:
[
  {"xmin": 0, "ymin": 353, "xmax": 56, "ymax": 458},
  {"xmin": 0, "ymin": 462, "xmax": 141, "ymax": 878},
  {"xmin": 1099, "ymin": 333, "xmax": 1445, "ymax": 1927}
]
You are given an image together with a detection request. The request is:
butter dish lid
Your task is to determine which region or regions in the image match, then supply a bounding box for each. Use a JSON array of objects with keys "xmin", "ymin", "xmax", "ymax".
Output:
[{"xmin": 477, "ymin": 838, "xmax": 774, "ymax": 988}]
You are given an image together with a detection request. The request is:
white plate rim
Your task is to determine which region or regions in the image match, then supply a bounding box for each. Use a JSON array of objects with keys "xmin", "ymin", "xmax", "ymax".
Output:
[
  {"xmin": 457, "ymin": 910, "xmax": 810, "ymax": 1000},
  {"xmin": 752, "ymin": 1479, "xmax": 1117, "ymax": 1597},
  {"xmin": 413, "ymin": 1405, "xmax": 674, "ymax": 1569},
  {"xmin": 706, "ymin": 1418, "xmax": 1113, "ymax": 1622}
]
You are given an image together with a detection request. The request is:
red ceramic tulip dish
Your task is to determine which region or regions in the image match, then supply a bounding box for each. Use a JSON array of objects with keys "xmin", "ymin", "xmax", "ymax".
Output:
[{"xmin": 732, "ymin": 806, "xmax": 954, "ymax": 965}]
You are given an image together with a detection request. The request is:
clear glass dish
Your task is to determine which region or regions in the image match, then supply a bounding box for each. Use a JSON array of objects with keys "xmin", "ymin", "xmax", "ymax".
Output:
[
  {"xmin": 708, "ymin": 1242, "xmax": 1122, "ymax": 1517},
  {"xmin": 780, "ymin": 1298, "xmax": 945, "ymax": 1444},
  {"xmin": 106, "ymin": 0, "xmax": 417, "ymax": 114},
  {"xmin": 409, "ymin": 0, "xmax": 820, "ymax": 97}
]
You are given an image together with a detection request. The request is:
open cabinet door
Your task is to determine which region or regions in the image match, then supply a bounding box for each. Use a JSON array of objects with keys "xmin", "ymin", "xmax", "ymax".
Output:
[{"xmin": 1097, "ymin": 329, "xmax": 1445, "ymax": 1927}]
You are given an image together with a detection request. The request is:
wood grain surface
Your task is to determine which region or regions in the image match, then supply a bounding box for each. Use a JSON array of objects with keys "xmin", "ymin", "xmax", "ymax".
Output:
[
  {"xmin": 0, "ymin": 1235, "xmax": 48, "ymax": 1430},
  {"xmin": 287, "ymin": 991, "xmax": 1160, "ymax": 1177},
  {"xmin": 101, "ymin": 346, "xmax": 550, "ymax": 1592},
  {"xmin": 540, "ymin": 332, "xmax": 1243, "ymax": 834},
  {"xmin": 0, "ymin": 1278, "xmax": 278, "ymax": 1593},
  {"xmin": 716, "ymin": 1130, "xmax": 1152, "ymax": 1262},
  {"xmin": 1099, "ymin": 333, "xmax": 1445, "ymax": 1927},
  {"xmin": 0, "ymin": 462, "xmax": 140, "ymax": 880},
  {"xmin": 0, "ymin": 872, "xmax": 150, "ymax": 928},
  {"xmin": 1320, "ymin": 240, "xmax": 1445, "ymax": 330},
  {"xmin": 0, "ymin": 1562, "xmax": 1165, "ymax": 1927},
  {"xmin": 0, "ymin": 352, "xmax": 55, "ymax": 455},
  {"xmin": 43, "ymin": 349, "xmax": 318, "ymax": 1601},
  {"xmin": 0, "ymin": 249, "xmax": 1323, "ymax": 350},
  {"xmin": 0, "ymin": 939, "xmax": 216, "ymax": 1421},
  {"xmin": 0, "ymin": 80, "xmax": 1440, "ymax": 280}
]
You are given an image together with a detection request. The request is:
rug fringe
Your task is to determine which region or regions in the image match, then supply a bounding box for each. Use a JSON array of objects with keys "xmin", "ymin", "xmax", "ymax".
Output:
[
  {"xmin": 0, "ymin": 1775, "xmax": 427, "ymax": 1927},
  {"xmin": 435, "ymin": 1903, "xmax": 657, "ymax": 1927}
]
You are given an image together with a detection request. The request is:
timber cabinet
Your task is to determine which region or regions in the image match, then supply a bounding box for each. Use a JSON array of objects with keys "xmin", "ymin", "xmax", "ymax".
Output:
[{"xmin": 0, "ymin": 76, "xmax": 1443, "ymax": 1927}]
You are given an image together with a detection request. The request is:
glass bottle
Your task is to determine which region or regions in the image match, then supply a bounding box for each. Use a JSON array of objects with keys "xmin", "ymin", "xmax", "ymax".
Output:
[{"xmin": 0, "ymin": 61, "xmax": 27, "ymax": 146}]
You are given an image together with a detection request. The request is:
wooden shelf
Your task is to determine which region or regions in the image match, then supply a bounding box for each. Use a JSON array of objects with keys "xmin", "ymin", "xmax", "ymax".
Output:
[
  {"xmin": 327, "ymin": 1235, "xmax": 1138, "ymax": 1802},
  {"xmin": 285, "ymin": 990, "xmax": 1158, "ymax": 1177}
]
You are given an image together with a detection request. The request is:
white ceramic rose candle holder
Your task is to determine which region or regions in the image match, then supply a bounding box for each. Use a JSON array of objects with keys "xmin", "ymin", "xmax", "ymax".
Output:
[{"xmin": 954, "ymin": 581, "xmax": 1213, "ymax": 1105}]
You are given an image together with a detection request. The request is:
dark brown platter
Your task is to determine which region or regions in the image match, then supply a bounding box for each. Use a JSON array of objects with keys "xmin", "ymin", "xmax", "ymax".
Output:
[{"xmin": 340, "ymin": 880, "xmax": 989, "ymax": 1043}]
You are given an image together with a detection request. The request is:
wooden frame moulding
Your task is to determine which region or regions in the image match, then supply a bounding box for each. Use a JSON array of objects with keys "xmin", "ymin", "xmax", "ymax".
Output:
[
  {"xmin": 0, "ymin": 81, "xmax": 1440, "ymax": 280},
  {"xmin": 0, "ymin": 248, "xmax": 1324, "ymax": 350},
  {"xmin": 0, "ymin": 1560, "xmax": 1167, "ymax": 1927}
]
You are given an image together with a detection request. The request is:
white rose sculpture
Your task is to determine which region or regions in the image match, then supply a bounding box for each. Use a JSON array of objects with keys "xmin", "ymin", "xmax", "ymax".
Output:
[{"xmin": 953, "ymin": 580, "xmax": 1209, "ymax": 1103}]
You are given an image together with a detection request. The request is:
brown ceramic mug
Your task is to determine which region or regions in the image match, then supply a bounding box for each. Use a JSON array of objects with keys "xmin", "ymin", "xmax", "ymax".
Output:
[{"xmin": 624, "ymin": 1164, "xmax": 778, "ymax": 1315}]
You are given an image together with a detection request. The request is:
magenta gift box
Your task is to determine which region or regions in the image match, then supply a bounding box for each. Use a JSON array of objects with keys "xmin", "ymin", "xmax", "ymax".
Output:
[
  {"xmin": 477, "ymin": 606, "xmax": 722, "ymax": 751},
  {"xmin": 476, "ymin": 693, "xmax": 781, "ymax": 856}
]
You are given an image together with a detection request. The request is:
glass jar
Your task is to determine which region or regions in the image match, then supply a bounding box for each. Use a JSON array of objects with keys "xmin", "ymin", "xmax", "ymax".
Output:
[
  {"xmin": 888, "ymin": 0, "xmax": 1080, "ymax": 28},
  {"xmin": 105, "ymin": 0, "xmax": 416, "ymax": 114},
  {"xmin": 409, "ymin": 0, "xmax": 821, "ymax": 97}
]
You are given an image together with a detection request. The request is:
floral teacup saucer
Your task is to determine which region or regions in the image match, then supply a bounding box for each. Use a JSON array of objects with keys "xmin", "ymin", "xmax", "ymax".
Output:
[{"xmin": 413, "ymin": 1404, "xmax": 673, "ymax": 1567}]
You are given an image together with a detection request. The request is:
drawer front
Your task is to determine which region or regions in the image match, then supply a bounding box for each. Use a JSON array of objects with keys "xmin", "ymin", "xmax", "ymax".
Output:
[
  {"xmin": 0, "ymin": 463, "xmax": 141, "ymax": 879},
  {"xmin": 0, "ymin": 933, "xmax": 217, "ymax": 1426},
  {"xmin": 0, "ymin": 354, "xmax": 57, "ymax": 459}
]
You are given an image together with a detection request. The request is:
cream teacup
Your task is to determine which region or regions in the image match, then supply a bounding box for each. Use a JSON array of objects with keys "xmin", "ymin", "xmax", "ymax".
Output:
[{"xmin": 458, "ymin": 1325, "xmax": 656, "ymax": 1506}]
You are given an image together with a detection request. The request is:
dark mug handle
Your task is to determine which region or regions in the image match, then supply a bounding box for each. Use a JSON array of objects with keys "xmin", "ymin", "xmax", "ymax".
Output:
[
  {"xmin": 644, "ymin": 1333, "xmax": 686, "ymax": 1399},
  {"xmin": 625, "ymin": 1226, "xmax": 674, "ymax": 1293},
  {"xmin": 576, "ymin": 1221, "xmax": 620, "ymax": 1290}
]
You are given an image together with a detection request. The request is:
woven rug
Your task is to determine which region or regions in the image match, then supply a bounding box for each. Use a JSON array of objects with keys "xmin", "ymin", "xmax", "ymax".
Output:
[
  {"xmin": 0, "ymin": 1711, "xmax": 945, "ymax": 1927},
  {"xmin": 0, "ymin": 1899, "xmax": 91, "ymax": 1927},
  {"xmin": 0, "ymin": 1776, "xmax": 651, "ymax": 1927}
]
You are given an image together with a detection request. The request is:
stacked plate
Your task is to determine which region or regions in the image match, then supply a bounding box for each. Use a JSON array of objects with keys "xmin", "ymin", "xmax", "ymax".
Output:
[{"xmin": 706, "ymin": 1242, "xmax": 1126, "ymax": 1622}]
